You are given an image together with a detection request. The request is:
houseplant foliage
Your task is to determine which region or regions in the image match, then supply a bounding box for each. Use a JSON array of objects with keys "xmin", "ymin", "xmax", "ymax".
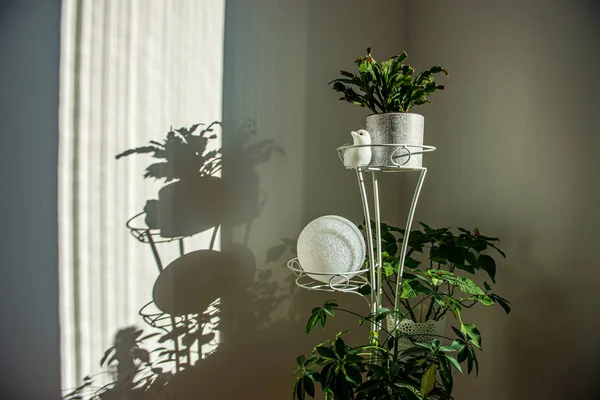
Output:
[
  {"xmin": 330, "ymin": 48, "xmax": 447, "ymax": 168},
  {"xmin": 292, "ymin": 223, "xmax": 510, "ymax": 400},
  {"xmin": 330, "ymin": 48, "xmax": 448, "ymax": 114}
]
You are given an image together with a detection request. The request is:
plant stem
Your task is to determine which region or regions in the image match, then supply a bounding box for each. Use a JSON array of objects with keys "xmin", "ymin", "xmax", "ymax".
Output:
[
  {"xmin": 384, "ymin": 278, "xmax": 396, "ymax": 306},
  {"xmin": 424, "ymin": 294, "xmax": 436, "ymax": 321},
  {"xmin": 337, "ymin": 308, "xmax": 367, "ymax": 320},
  {"xmin": 433, "ymin": 304, "xmax": 448, "ymax": 321},
  {"xmin": 382, "ymin": 286, "xmax": 394, "ymax": 308},
  {"xmin": 401, "ymin": 299, "xmax": 417, "ymax": 321},
  {"xmin": 461, "ymin": 301, "xmax": 478, "ymax": 309}
]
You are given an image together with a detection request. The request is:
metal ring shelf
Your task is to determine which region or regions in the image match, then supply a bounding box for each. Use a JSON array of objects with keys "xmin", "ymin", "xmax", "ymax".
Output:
[
  {"xmin": 337, "ymin": 143, "xmax": 436, "ymax": 171},
  {"xmin": 287, "ymin": 142, "xmax": 436, "ymax": 339},
  {"xmin": 287, "ymin": 258, "xmax": 370, "ymax": 298}
]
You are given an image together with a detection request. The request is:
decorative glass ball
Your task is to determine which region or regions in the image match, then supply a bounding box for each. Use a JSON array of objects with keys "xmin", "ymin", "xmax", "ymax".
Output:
[{"xmin": 297, "ymin": 215, "xmax": 366, "ymax": 285}]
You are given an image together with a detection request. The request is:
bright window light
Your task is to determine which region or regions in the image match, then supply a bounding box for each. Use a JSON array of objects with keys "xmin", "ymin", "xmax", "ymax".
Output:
[{"xmin": 59, "ymin": 0, "xmax": 225, "ymax": 394}]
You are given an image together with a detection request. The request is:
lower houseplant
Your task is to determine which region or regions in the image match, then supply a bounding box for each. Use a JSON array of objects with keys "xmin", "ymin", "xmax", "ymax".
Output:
[{"xmin": 292, "ymin": 222, "xmax": 510, "ymax": 400}]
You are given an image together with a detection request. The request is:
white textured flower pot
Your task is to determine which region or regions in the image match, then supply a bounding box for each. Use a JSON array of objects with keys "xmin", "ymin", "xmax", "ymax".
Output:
[
  {"xmin": 387, "ymin": 314, "xmax": 447, "ymax": 349},
  {"xmin": 366, "ymin": 113, "xmax": 424, "ymax": 168}
]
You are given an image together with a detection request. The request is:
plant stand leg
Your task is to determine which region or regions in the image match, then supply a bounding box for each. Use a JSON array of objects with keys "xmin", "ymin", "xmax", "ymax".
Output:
[
  {"xmin": 372, "ymin": 172, "xmax": 383, "ymax": 311},
  {"xmin": 210, "ymin": 225, "xmax": 219, "ymax": 250},
  {"xmin": 393, "ymin": 168, "xmax": 428, "ymax": 323},
  {"xmin": 356, "ymin": 169, "xmax": 378, "ymax": 344},
  {"xmin": 146, "ymin": 230, "xmax": 164, "ymax": 272}
]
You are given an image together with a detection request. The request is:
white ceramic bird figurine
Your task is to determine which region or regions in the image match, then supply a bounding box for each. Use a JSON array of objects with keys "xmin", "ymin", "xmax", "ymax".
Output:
[{"xmin": 344, "ymin": 129, "xmax": 372, "ymax": 169}]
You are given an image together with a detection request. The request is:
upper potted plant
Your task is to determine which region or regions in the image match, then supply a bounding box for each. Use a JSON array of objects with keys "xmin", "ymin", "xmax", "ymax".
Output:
[{"xmin": 330, "ymin": 48, "xmax": 447, "ymax": 168}]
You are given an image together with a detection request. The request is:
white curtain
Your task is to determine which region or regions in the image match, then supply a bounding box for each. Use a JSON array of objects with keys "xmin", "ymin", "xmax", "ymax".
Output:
[{"xmin": 59, "ymin": 0, "xmax": 225, "ymax": 391}]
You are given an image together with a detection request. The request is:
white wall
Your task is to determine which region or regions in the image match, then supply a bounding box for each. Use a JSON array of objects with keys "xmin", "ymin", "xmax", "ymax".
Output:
[
  {"xmin": 0, "ymin": 0, "xmax": 62, "ymax": 399},
  {"xmin": 405, "ymin": 0, "xmax": 600, "ymax": 399}
]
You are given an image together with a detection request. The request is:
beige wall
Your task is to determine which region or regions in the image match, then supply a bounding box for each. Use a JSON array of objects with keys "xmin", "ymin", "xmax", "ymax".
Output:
[
  {"xmin": 3, "ymin": 0, "xmax": 599, "ymax": 399},
  {"xmin": 220, "ymin": 1, "xmax": 407, "ymax": 398},
  {"xmin": 406, "ymin": 0, "xmax": 600, "ymax": 399}
]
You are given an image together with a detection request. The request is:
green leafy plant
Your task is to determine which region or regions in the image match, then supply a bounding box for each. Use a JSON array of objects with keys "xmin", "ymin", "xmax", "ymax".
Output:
[
  {"xmin": 365, "ymin": 222, "xmax": 510, "ymax": 324},
  {"xmin": 292, "ymin": 223, "xmax": 510, "ymax": 400},
  {"xmin": 330, "ymin": 48, "xmax": 448, "ymax": 114}
]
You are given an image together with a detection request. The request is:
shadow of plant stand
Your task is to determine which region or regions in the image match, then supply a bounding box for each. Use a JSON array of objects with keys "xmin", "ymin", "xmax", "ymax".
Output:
[{"xmin": 126, "ymin": 212, "xmax": 220, "ymax": 373}]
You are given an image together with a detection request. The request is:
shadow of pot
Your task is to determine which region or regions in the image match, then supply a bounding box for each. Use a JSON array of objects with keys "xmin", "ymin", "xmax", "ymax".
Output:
[
  {"xmin": 156, "ymin": 176, "xmax": 224, "ymax": 238},
  {"xmin": 152, "ymin": 250, "xmax": 239, "ymax": 316}
]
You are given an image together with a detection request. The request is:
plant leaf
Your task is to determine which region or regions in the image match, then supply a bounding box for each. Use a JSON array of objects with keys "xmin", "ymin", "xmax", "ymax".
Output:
[
  {"xmin": 420, "ymin": 364, "xmax": 436, "ymax": 397},
  {"xmin": 303, "ymin": 376, "xmax": 315, "ymax": 398},
  {"xmin": 478, "ymin": 255, "xmax": 497, "ymax": 283},
  {"xmin": 468, "ymin": 294, "xmax": 494, "ymax": 306},
  {"xmin": 294, "ymin": 377, "xmax": 305, "ymax": 400},
  {"xmin": 316, "ymin": 346, "xmax": 337, "ymax": 359},
  {"xmin": 346, "ymin": 366, "xmax": 362, "ymax": 385},
  {"xmin": 335, "ymin": 337, "xmax": 346, "ymax": 357},
  {"xmin": 444, "ymin": 354, "xmax": 463, "ymax": 373},
  {"xmin": 461, "ymin": 323, "xmax": 482, "ymax": 349},
  {"xmin": 402, "ymin": 279, "xmax": 432, "ymax": 298},
  {"xmin": 490, "ymin": 293, "xmax": 512, "ymax": 314}
]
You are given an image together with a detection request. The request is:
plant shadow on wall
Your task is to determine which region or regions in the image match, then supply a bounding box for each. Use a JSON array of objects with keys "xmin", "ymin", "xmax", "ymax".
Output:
[{"xmin": 63, "ymin": 121, "xmax": 287, "ymax": 400}]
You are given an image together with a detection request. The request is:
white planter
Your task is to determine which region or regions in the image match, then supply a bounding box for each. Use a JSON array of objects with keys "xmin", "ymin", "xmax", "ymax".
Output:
[
  {"xmin": 366, "ymin": 113, "xmax": 424, "ymax": 168},
  {"xmin": 387, "ymin": 314, "xmax": 447, "ymax": 349}
]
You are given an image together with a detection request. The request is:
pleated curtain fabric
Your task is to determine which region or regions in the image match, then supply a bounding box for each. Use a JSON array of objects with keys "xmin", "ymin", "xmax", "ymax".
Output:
[{"xmin": 58, "ymin": 0, "xmax": 224, "ymax": 391}]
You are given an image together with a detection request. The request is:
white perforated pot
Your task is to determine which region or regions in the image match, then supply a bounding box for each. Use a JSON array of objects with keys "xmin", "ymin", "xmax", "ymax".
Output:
[{"xmin": 387, "ymin": 314, "xmax": 447, "ymax": 349}]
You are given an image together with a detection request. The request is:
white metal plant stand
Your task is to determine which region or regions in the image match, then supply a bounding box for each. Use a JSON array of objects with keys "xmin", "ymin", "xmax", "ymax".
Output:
[{"xmin": 287, "ymin": 143, "xmax": 435, "ymax": 340}]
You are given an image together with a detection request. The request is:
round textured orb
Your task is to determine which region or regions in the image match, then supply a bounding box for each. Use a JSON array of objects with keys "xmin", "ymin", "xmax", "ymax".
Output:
[{"xmin": 297, "ymin": 215, "xmax": 366, "ymax": 285}]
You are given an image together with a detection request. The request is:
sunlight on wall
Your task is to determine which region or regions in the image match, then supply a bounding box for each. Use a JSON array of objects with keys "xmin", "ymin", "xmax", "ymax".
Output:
[{"xmin": 59, "ymin": 0, "xmax": 225, "ymax": 393}]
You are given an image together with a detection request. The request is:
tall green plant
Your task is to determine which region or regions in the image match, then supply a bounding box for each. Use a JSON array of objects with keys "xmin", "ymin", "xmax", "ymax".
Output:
[
  {"xmin": 292, "ymin": 223, "xmax": 510, "ymax": 400},
  {"xmin": 330, "ymin": 48, "xmax": 448, "ymax": 114},
  {"xmin": 362, "ymin": 222, "xmax": 510, "ymax": 323}
]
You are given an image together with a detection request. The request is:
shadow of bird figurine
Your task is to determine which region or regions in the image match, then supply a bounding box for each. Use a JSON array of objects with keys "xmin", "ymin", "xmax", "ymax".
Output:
[{"xmin": 343, "ymin": 129, "xmax": 372, "ymax": 169}]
